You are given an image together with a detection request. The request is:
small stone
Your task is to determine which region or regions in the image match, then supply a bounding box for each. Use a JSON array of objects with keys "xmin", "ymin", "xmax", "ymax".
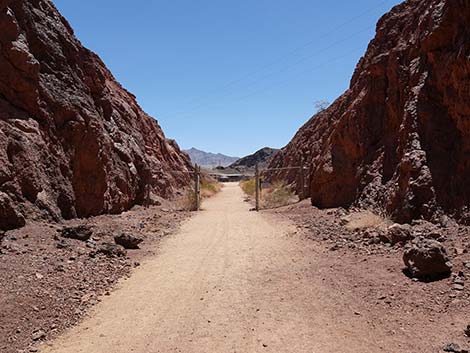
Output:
[
  {"xmin": 31, "ymin": 330, "xmax": 46, "ymax": 341},
  {"xmin": 114, "ymin": 233, "xmax": 143, "ymax": 249},
  {"xmin": 465, "ymin": 325, "xmax": 470, "ymax": 337},
  {"xmin": 56, "ymin": 240, "xmax": 70, "ymax": 249},
  {"xmin": 386, "ymin": 223, "xmax": 413, "ymax": 245},
  {"xmin": 452, "ymin": 284, "xmax": 464, "ymax": 291},
  {"xmin": 443, "ymin": 343, "xmax": 461, "ymax": 352},
  {"xmin": 92, "ymin": 243, "xmax": 126, "ymax": 258},
  {"xmin": 60, "ymin": 225, "xmax": 93, "ymax": 241}
]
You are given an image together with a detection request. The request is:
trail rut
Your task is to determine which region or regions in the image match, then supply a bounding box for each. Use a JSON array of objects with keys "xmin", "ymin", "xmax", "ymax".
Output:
[{"xmin": 42, "ymin": 183, "xmax": 412, "ymax": 353}]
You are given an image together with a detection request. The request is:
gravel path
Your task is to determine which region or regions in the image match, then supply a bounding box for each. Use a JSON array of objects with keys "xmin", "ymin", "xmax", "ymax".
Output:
[{"xmin": 40, "ymin": 183, "xmax": 438, "ymax": 352}]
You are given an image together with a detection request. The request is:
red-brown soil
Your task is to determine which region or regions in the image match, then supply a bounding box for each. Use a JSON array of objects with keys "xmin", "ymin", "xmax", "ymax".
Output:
[
  {"xmin": 269, "ymin": 200, "xmax": 470, "ymax": 351},
  {"xmin": 0, "ymin": 203, "xmax": 190, "ymax": 353}
]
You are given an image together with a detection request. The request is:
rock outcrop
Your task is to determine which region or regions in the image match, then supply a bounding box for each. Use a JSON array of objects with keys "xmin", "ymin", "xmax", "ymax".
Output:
[
  {"xmin": 269, "ymin": 0, "xmax": 470, "ymax": 223},
  {"xmin": 0, "ymin": 0, "xmax": 192, "ymax": 229}
]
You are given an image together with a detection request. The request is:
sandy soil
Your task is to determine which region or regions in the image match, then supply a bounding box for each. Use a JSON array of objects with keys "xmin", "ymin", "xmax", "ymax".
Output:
[
  {"xmin": 0, "ymin": 203, "xmax": 189, "ymax": 353},
  {"xmin": 38, "ymin": 183, "xmax": 469, "ymax": 353}
]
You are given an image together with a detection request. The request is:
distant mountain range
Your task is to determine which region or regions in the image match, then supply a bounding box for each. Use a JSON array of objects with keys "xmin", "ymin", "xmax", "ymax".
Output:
[{"xmin": 184, "ymin": 148, "xmax": 239, "ymax": 168}]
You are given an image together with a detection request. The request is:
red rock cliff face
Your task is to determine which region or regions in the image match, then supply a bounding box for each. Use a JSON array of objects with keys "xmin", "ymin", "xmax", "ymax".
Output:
[
  {"xmin": 0, "ymin": 0, "xmax": 192, "ymax": 229},
  {"xmin": 269, "ymin": 0, "xmax": 470, "ymax": 223}
]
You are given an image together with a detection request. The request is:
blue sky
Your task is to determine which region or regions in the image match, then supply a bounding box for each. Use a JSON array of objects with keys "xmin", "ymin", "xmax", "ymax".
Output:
[{"xmin": 54, "ymin": 0, "xmax": 402, "ymax": 157}]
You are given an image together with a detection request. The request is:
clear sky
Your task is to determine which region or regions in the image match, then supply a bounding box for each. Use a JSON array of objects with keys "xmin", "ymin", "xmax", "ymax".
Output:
[{"xmin": 53, "ymin": 0, "xmax": 402, "ymax": 157}]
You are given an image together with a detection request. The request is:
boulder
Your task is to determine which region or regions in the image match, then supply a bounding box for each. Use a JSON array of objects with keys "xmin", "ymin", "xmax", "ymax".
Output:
[
  {"xmin": 0, "ymin": 192, "xmax": 26, "ymax": 230},
  {"xmin": 403, "ymin": 237, "xmax": 452, "ymax": 279},
  {"xmin": 60, "ymin": 225, "xmax": 93, "ymax": 241},
  {"xmin": 386, "ymin": 224, "xmax": 413, "ymax": 245},
  {"xmin": 114, "ymin": 233, "xmax": 143, "ymax": 249}
]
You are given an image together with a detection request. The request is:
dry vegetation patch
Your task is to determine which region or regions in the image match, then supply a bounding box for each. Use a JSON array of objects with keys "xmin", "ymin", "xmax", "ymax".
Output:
[
  {"xmin": 240, "ymin": 178, "xmax": 256, "ymax": 197},
  {"xmin": 240, "ymin": 179, "xmax": 297, "ymax": 209},
  {"xmin": 343, "ymin": 210, "xmax": 390, "ymax": 231},
  {"xmin": 261, "ymin": 181, "xmax": 296, "ymax": 209},
  {"xmin": 178, "ymin": 175, "xmax": 222, "ymax": 211}
]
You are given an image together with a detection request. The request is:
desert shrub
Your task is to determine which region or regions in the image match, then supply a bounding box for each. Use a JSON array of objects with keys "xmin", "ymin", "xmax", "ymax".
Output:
[
  {"xmin": 262, "ymin": 181, "xmax": 295, "ymax": 208},
  {"xmin": 178, "ymin": 176, "xmax": 222, "ymax": 211},
  {"xmin": 344, "ymin": 210, "xmax": 389, "ymax": 231},
  {"xmin": 240, "ymin": 178, "xmax": 256, "ymax": 197},
  {"xmin": 201, "ymin": 177, "xmax": 222, "ymax": 198},
  {"xmin": 178, "ymin": 189, "xmax": 197, "ymax": 211}
]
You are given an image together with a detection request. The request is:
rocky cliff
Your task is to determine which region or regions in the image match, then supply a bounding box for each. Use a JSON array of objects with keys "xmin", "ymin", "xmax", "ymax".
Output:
[
  {"xmin": 0, "ymin": 0, "xmax": 192, "ymax": 230},
  {"xmin": 269, "ymin": 0, "xmax": 470, "ymax": 223}
]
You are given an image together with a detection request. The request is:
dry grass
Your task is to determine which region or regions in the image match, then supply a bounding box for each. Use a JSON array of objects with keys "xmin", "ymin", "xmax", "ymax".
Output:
[
  {"xmin": 178, "ymin": 189, "xmax": 197, "ymax": 211},
  {"xmin": 240, "ymin": 178, "xmax": 256, "ymax": 197},
  {"xmin": 261, "ymin": 181, "xmax": 296, "ymax": 209},
  {"xmin": 178, "ymin": 176, "xmax": 222, "ymax": 211},
  {"xmin": 240, "ymin": 179, "xmax": 296, "ymax": 209},
  {"xmin": 343, "ymin": 210, "xmax": 389, "ymax": 231},
  {"xmin": 201, "ymin": 177, "xmax": 222, "ymax": 198}
]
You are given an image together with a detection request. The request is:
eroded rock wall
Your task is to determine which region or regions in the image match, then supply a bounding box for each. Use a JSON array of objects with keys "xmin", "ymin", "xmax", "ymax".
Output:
[
  {"xmin": 269, "ymin": 0, "xmax": 470, "ymax": 223},
  {"xmin": 0, "ymin": 0, "xmax": 192, "ymax": 229}
]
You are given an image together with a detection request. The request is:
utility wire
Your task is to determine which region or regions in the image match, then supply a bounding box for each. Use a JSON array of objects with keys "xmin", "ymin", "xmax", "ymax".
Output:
[
  {"xmin": 165, "ymin": 0, "xmax": 394, "ymax": 115},
  {"xmin": 162, "ymin": 26, "xmax": 371, "ymax": 120}
]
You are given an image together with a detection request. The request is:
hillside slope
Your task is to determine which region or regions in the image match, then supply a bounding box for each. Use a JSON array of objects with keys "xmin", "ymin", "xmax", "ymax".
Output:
[
  {"xmin": 269, "ymin": 0, "xmax": 470, "ymax": 223},
  {"xmin": 0, "ymin": 0, "xmax": 192, "ymax": 230},
  {"xmin": 229, "ymin": 147, "xmax": 279, "ymax": 171}
]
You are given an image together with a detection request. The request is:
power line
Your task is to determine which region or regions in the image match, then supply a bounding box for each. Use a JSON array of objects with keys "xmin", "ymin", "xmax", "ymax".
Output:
[
  {"xmin": 161, "ymin": 26, "xmax": 371, "ymax": 120},
  {"xmin": 165, "ymin": 0, "xmax": 394, "ymax": 115}
]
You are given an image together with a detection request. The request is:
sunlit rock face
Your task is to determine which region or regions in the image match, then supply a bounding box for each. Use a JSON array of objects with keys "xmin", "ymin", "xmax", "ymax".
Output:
[
  {"xmin": 0, "ymin": 0, "xmax": 192, "ymax": 229},
  {"xmin": 269, "ymin": 0, "xmax": 470, "ymax": 223}
]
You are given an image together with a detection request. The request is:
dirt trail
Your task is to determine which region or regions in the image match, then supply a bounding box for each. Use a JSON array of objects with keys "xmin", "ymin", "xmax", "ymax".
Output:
[{"xmin": 42, "ymin": 183, "xmax": 412, "ymax": 353}]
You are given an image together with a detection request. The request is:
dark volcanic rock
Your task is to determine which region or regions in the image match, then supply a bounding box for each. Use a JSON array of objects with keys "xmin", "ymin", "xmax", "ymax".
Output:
[
  {"xmin": 230, "ymin": 147, "xmax": 279, "ymax": 171},
  {"xmin": 268, "ymin": 0, "xmax": 470, "ymax": 223},
  {"xmin": 0, "ymin": 0, "xmax": 192, "ymax": 230},
  {"xmin": 60, "ymin": 225, "xmax": 92, "ymax": 241},
  {"xmin": 93, "ymin": 243, "xmax": 126, "ymax": 258},
  {"xmin": 403, "ymin": 237, "xmax": 452, "ymax": 278},
  {"xmin": 114, "ymin": 233, "xmax": 143, "ymax": 249}
]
